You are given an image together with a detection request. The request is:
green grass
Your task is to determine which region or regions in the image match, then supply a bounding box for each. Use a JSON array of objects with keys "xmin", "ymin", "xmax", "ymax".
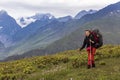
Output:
[
  {"xmin": 27, "ymin": 58, "xmax": 120, "ymax": 80},
  {"xmin": 0, "ymin": 45, "xmax": 120, "ymax": 80}
]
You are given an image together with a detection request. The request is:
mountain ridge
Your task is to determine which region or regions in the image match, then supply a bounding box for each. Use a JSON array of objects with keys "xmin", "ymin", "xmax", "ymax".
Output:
[{"xmin": 0, "ymin": 1, "xmax": 120, "ymax": 60}]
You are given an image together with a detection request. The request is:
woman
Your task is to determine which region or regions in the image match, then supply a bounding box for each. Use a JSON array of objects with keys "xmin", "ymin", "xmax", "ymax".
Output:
[{"xmin": 79, "ymin": 30, "xmax": 96, "ymax": 69}]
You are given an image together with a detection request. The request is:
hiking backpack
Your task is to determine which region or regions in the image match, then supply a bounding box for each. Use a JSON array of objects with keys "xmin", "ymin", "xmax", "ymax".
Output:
[{"xmin": 91, "ymin": 29, "xmax": 103, "ymax": 49}]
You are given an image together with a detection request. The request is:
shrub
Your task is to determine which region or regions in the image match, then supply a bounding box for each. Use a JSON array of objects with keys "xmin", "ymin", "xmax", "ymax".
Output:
[
  {"xmin": 99, "ymin": 61, "xmax": 106, "ymax": 65},
  {"xmin": 37, "ymin": 63, "xmax": 46, "ymax": 68},
  {"xmin": 72, "ymin": 58, "xmax": 82, "ymax": 68},
  {"xmin": 23, "ymin": 66, "xmax": 35, "ymax": 74}
]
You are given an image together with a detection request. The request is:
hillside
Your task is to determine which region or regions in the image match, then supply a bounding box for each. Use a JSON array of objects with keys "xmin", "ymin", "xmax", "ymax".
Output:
[
  {"xmin": 6, "ymin": 19, "xmax": 82, "ymax": 57},
  {"xmin": 13, "ymin": 10, "xmax": 120, "ymax": 59},
  {"xmin": 1, "ymin": 45, "xmax": 120, "ymax": 80},
  {"xmin": 43, "ymin": 12, "xmax": 120, "ymax": 54}
]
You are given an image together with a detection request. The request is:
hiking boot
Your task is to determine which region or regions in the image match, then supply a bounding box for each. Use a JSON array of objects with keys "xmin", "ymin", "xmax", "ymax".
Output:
[
  {"xmin": 92, "ymin": 63, "xmax": 96, "ymax": 68},
  {"xmin": 87, "ymin": 65, "xmax": 91, "ymax": 69}
]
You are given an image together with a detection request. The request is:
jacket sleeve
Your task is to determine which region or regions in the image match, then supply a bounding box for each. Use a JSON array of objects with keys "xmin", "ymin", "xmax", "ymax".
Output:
[{"xmin": 80, "ymin": 37, "xmax": 86, "ymax": 51}]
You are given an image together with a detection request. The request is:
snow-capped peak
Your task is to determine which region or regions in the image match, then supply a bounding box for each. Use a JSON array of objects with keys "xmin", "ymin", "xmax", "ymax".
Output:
[
  {"xmin": 16, "ymin": 13, "xmax": 55, "ymax": 28},
  {"xmin": 31, "ymin": 13, "xmax": 55, "ymax": 20},
  {"xmin": 16, "ymin": 17, "xmax": 36, "ymax": 28}
]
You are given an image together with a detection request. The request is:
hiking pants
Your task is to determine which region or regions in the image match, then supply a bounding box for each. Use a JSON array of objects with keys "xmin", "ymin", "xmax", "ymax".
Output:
[{"xmin": 86, "ymin": 47, "xmax": 96, "ymax": 65}]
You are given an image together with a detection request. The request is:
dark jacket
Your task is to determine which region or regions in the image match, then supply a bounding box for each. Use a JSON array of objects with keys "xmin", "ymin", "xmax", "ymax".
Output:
[{"xmin": 80, "ymin": 34, "xmax": 96, "ymax": 50}]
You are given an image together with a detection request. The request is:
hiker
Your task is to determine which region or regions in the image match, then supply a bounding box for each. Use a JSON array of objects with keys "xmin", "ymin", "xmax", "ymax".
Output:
[{"xmin": 79, "ymin": 30, "xmax": 97, "ymax": 69}]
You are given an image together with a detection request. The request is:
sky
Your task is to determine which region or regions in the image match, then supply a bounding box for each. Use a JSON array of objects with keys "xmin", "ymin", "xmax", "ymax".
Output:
[{"xmin": 0, "ymin": 0, "xmax": 120, "ymax": 19}]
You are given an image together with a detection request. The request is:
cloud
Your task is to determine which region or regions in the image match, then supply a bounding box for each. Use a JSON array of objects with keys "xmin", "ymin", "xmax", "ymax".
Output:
[{"xmin": 0, "ymin": 0, "xmax": 120, "ymax": 18}]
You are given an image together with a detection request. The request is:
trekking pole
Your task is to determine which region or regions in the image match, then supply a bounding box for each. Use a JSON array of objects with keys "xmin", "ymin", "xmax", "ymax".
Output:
[{"xmin": 90, "ymin": 40, "xmax": 92, "ymax": 68}]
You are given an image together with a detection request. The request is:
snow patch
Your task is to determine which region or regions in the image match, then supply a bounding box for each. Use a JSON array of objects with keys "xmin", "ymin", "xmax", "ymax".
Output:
[
  {"xmin": 0, "ymin": 26, "xmax": 3, "ymax": 30},
  {"xmin": 16, "ymin": 13, "xmax": 55, "ymax": 28},
  {"xmin": 16, "ymin": 17, "xmax": 36, "ymax": 28},
  {"xmin": 117, "ymin": 10, "xmax": 120, "ymax": 12}
]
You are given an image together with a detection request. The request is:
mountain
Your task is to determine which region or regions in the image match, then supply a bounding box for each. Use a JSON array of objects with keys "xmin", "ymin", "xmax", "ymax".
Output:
[
  {"xmin": 58, "ymin": 16, "xmax": 72, "ymax": 22},
  {"xmin": 16, "ymin": 17, "xmax": 36, "ymax": 28},
  {"xmin": 0, "ymin": 10, "xmax": 21, "ymax": 36},
  {"xmin": 6, "ymin": 1, "xmax": 120, "ymax": 59},
  {"xmin": 8, "ymin": 13, "xmax": 83, "ymax": 57},
  {"xmin": 78, "ymin": 2, "xmax": 120, "ymax": 23},
  {"xmin": 8, "ymin": 19, "xmax": 82, "ymax": 57},
  {"xmin": 14, "ymin": 14, "xmax": 72, "ymax": 43},
  {"xmin": 2, "ymin": 2, "xmax": 120, "ymax": 60},
  {"xmin": 0, "ymin": 10, "xmax": 21, "ymax": 47},
  {"xmin": 74, "ymin": 9, "xmax": 97, "ymax": 19},
  {"xmin": 13, "ymin": 19, "xmax": 53, "ymax": 42},
  {"xmin": 31, "ymin": 13, "xmax": 55, "ymax": 20},
  {"xmin": 42, "ymin": 2, "xmax": 120, "ymax": 54},
  {"xmin": 16, "ymin": 13, "xmax": 55, "ymax": 27}
]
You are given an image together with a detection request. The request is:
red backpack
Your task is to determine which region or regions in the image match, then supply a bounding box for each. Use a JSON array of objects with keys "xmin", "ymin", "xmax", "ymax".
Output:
[{"xmin": 91, "ymin": 29, "xmax": 103, "ymax": 49}]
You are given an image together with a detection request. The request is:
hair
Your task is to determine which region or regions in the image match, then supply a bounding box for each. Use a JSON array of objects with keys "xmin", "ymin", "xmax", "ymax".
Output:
[{"xmin": 85, "ymin": 30, "xmax": 91, "ymax": 33}]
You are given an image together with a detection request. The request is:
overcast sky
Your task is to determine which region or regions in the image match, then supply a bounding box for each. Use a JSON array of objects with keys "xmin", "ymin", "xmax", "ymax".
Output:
[{"xmin": 0, "ymin": 0, "xmax": 120, "ymax": 19}]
